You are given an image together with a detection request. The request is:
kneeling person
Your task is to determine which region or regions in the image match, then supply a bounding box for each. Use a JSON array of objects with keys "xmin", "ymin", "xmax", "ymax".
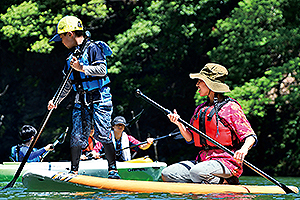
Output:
[{"xmin": 92, "ymin": 116, "xmax": 154, "ymax": 161}]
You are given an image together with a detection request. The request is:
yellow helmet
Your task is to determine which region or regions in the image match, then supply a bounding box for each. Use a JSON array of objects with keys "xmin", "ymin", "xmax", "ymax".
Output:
[{"xmin": 49, "ymin": 16, "xmax": 84, "ymax": 42}]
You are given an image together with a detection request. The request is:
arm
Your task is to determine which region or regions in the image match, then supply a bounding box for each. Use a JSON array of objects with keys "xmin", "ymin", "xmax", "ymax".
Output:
[
  {"xmin": 19, "ymin": 146, "xmax": 46, "ymax": 161},
  {"xmin": 47, "ymin": 79, "xmax": 72, "ymax": 110},
  {"xmin": 226, "ymin": 101, "xmax": 258, "ymax": 162},
  {"xmin": 70, "ymin": 57, "xmax": 107, "ymax": 77},
  {"xmin": 70, "ymin": 43, "xmax": 107, "ymax": 76},
  {"xmin": 139, "ymin": 138, "xmax": 154, "ymax": 150},
  {"xmin": 167, "ymin": 109, "xmax": 193, "ymax": 142},
  {"xmin": 234, "ymin": 136, "xmax": 256, "ymax": 162},
  {"xmin": 127, "ymin": 135, "xmax": 153, "ymax": 150},
  {"xmin": 92, "ymin": 141, "xmax": 103, "ymax": 153}
]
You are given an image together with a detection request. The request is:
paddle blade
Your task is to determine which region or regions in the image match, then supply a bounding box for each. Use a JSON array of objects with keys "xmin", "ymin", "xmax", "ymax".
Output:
[
  {"xmin": 2, "ymin": 180, "xmax": 15, "ymax": 190},
  {"xmin": 126, "ymin": 109, "xmax": 144, "ymax": 127},
  {"xmin": 279, "ymin": 183, "xmax": 298, "ymax": 194},
  {"xmin": 57, "ymin": 127, "xmax": 69, "ymax": 144}
]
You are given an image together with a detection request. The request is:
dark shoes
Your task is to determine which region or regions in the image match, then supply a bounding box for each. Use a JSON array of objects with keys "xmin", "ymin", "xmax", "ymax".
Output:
[{"xmin": 108, "ymin": 170, "xmax": 121, "ymax": 179}]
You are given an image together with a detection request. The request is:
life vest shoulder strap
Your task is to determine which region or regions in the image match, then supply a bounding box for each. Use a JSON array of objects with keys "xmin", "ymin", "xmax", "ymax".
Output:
[
  {"xmin": 15, "ymin": 144, "xmax": 26, "ymax": 162},
  {"xmin": 72, "ymin": 39, "xmax": 108, "ymax": 90},
  {"xmin": 207, "ymin": 97, "xmax": 237, "ymax": 120}
]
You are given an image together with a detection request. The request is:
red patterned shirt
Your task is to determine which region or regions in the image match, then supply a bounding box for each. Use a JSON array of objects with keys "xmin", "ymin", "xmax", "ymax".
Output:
[{"xmin": 191, "ymin": 99, "xmax": 257, "ymax": 177}]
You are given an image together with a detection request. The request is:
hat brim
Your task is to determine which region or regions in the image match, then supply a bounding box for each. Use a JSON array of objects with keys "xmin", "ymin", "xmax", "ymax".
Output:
[
  {"xmin": 114, "ymin": 123, "xmax": 125, "ymax": 126},
  {"xmin": 190, "ymin": 73, "xmax": 231, "ymax": 93},
  {"xmin": 49, "ymin": 34, "xmax": 62, "ymax": 42}
]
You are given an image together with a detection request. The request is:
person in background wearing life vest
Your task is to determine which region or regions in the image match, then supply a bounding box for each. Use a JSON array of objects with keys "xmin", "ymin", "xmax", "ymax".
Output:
[
  {"xmin": 161, "ymin": 63, "xmax": 257, "ymax": 185},
  {"xmin": 80, "ymin": 129, "xmax": 100, "ymax": 160},
  {"xmin": 47, "ymin": 16, "xmax": 120, "ymax": 179},
  {"xmin": 91, "ymin": 116, "xmax": 154, "ymax": 161},
  {"xmin": 10, "ymin": 125, "xmax": 53, "ymax": 162}
]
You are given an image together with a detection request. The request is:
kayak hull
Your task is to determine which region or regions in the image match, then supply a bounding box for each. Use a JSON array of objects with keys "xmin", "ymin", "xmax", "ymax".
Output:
[
  {"xmin": 0, "ymin": 157, "xmax": 166, "ymax": 182},
  {"xmin": 22, "ymin": 170, "xmax": 299, "ymax": 194}
]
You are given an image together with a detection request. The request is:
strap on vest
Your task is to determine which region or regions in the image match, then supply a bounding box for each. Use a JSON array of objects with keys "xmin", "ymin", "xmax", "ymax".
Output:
[
  {"xmin": 207, "ymin": 97, "xmax": 231, "ymax": 120},
  {"xmin": 196, "ymin": 146, "xmax": 235, "ymax": 162},
  {"xmin": 72, "ymin": 38, "xmax": 90, "ymax": 92},
  {"xmin": 16, "ymin": 145, "xmax": 20, "ymax": 162},
  {"xmin": 199, "ymin": 107, "xmax": 209, "ymax": 148},
  {"xmin": 70, "ymin": 75, "xmax": 108, "ymax": 85},
  {"xmin": 16, "ymin": 144, "xmax": 26, "ymax": 162}
]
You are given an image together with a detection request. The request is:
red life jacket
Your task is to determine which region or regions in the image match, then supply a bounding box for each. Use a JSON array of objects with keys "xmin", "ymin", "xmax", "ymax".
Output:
[
  {"xmin": 190, "ymin": 97, "xmax": 240, "ymax": 149},
  {"xmin": 82, "ymin": 135, "xmax": 96, "ymax": 153}
]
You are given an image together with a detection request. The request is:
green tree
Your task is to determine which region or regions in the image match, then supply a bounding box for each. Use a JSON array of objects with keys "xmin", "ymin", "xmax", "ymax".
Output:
[
  {"xmin": 0, "ymin": 0, "xmax": 110, "ymax": 53},
  {"xmin": 0, "ymin": 0, "xmax": 135, "ymax": 162},
  {"xmin": 206, "ymin": 0, "xmax": 300, "ymax": 175}
]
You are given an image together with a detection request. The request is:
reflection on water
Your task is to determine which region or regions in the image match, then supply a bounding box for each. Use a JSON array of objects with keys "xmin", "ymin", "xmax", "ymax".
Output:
[{"xmin": 0, "ymin": 176, "xmax": 299, "ymax": 199}]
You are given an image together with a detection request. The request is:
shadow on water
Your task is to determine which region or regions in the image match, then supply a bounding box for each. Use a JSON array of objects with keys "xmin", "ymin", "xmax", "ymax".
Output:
[{"xmin": 0, "ymin": 176, "xmax": 299, "ymax": 199}]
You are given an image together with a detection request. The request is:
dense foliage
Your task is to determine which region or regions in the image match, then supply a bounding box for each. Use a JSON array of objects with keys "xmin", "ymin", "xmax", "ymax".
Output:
[{"xmin": 0, "ymin": 0, "xmax": 299, "ymax": 176}]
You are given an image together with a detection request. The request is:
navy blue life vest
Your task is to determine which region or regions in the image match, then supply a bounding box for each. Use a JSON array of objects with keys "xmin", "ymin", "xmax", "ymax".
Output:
[
  {"xmin": 10, "ymin": 144, "xmax": 40, "ymax": 162},
  {"xmin": 67, "ymin": 40, "xmax": 112, "ymax": 92}
]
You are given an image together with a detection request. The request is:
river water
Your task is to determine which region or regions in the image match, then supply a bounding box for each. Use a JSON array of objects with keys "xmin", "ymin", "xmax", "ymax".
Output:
[{"xmin": 0, "ymin": 176, "xmax": 299, "ymax": 199}]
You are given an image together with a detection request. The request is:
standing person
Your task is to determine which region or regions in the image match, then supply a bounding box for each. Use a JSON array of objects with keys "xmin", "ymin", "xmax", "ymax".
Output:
[
  {"xmin": 47, "ymin": 16, "xmax": 120, "ymax": 178},
  {"xmin": 161, "ymin": 63, "xmax": 257, "ymax": 184},
  {"xmin": 92, "ymin": 116, "xmax": 154, "ymax": 161},
  {"xmin": 10, "ymin": 125, "xmax": 53, "ymax": 162}
]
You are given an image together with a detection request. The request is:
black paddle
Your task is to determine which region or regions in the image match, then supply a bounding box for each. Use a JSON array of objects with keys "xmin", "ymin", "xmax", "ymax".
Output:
[
  {"xmin": 2, "ymin": 68, "xmax": 73, "ymax": 190},
  {"xmin": 126, "ymin": 109, "xmax": 144, "ymax": 127},
  {"xmin": 94, "ymin": 131, "xmax": 181, "ymax": 158},
  {"xmin": 135, "ymin": 89, "xmax": 296, "ymax": 194},
  {"xmin": 40, "ymin": 127, "xmax": 69, "ymax": 162}
]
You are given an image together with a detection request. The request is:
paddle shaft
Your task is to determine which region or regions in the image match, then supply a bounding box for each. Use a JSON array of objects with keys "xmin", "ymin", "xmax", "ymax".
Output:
[
  {"xmin": 98, "ymin": 132, "xmax": 179, "ymax": 158},
  {"xmin": 0, "ymin": 85, "xmax": 9, "ymax": 97},
  {"xmin": 135, "ymin": 89, "xmax": 296, "ymax": 194},
  {"xmin": 119, "ymin": 132, "xmax": 177, "ymax": 152},
  {"xmin": 2, "ymin": 68, "xmax": 73, "ymax": 190}
]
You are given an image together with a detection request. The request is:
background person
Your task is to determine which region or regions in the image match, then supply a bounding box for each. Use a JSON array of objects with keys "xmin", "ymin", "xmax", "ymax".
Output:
[
  {"xmin": 10, "ymin": 125, "xmax": 53, "ymax": 162},
  {"xmin": 80, "ymin": 129, "xmax": 99, "ymax": 160},
  {"xmin": 92, "ymin": 116, "xmax": 154, "ymax": 161},
  {"xmin": 161, "ymin": 63, "xmax": 257, "ymax": 184}
]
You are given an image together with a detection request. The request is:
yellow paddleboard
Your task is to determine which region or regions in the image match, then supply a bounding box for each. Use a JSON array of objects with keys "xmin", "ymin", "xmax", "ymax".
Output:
[{"xmin": 22, "ymin": 170, "xmax": 299, "ymax": 194}]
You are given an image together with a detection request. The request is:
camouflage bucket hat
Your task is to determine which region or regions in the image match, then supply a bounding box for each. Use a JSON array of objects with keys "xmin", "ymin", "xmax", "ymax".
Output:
[{"xmin": 189, "ymin": 63, "xmax": 231, "ymax": 93}]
